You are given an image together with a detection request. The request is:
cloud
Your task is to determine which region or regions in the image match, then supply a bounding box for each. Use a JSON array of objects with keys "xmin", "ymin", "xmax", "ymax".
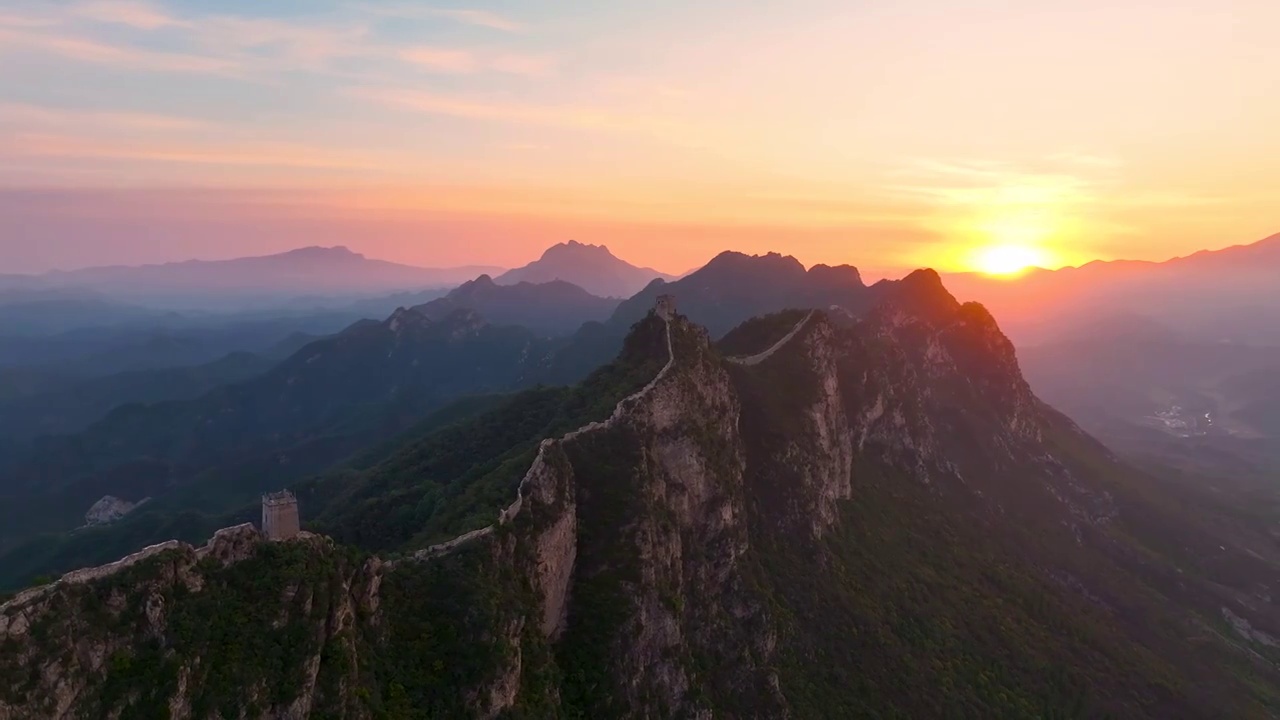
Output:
[
  {"xmin": 4, "ymin": 132, "xmax": 395, "ymax": 171},
  {"xmin": 885, "ymin": 157, "xmax": 1101, "ymax": 207},
  {"xmin": 429, "ymin": 9, "xmax": 522, "ymax": 32},
  {"xmin": 0, "ymin": 12, "xmax": 59, "ymax": 28},
  {"xmin": 348, "ymin": 87, "xmax": 680, "ymax": 136},
  {"xmin": 72, "ymin": 1, "xmax": 188, "ymax": 30},
  {"xmin": 0, "ymin": 27, "xmax": 240, "ymax": 75},
  {"xmin": 1, "ymin": 3, "xmax": 539, "ymax": 80},
  {"xmin": 486, "ymin": 53, "xmax": 556, "ymax": 77},
  {"xmin": 398, "ymin": 47, "xmax": 479, "ymax": 73},
  {"xmin": 190, "ymin": 15, "xmax": 372, "ymax": 72},
  {"xmin": 0, "ymin": 102, "xmax": 209, "ymax": 131},
  {"xmin": 369, "ymin": 6, "xmax": 523, "ymax": 32},
  {"xmin": 1047, "ymin": 152, "xmax": 1124, "ymax": 169},
  {"xmin": 398, "ymin": 46, "xmax": 556, "ymax": 76}
]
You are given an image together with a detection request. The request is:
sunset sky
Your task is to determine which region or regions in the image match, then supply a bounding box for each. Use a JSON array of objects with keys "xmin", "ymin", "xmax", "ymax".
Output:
[{"xmin": 2, "ymin": 0, "xmax": 1278, "ymax": 277}]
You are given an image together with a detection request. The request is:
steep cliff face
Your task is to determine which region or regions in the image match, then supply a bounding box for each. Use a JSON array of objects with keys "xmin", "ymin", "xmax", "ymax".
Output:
[
  {"xmin": 4, "ymin": 289, "xmax": 1280, "ymax": 719},
  {"xmin": 547, "ymin": 318, "xmax": 786, "ymax": 718},
  {"xmin": 0, "ymin": 525, "xmax": 381, "ymax": 720}
]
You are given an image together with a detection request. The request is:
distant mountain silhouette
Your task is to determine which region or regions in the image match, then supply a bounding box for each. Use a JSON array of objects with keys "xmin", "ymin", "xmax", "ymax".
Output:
[
  {"xmin": 14, "ymin": 246, "xmax": 502, "ymax": 303},
  {"xmin": 496, "ymin": 240, "xmax": 676, "ymax": 298},
  {"xmin": 943, "ymin": 231, "xmax": 1280, "ymax": 345},
  {"xmin": 535, "ymin": 251, "xmax": 873, "ymax": 384},
  {"xmin": 608, "ymin": 250, "xmax": 870, "ymax": 337},
  {"xmin": 413, "ymin": 275, "xmax": 619, "ymax": 336}
]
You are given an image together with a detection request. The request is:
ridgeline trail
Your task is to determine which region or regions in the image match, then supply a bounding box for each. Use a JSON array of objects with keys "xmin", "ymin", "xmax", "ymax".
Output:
[
  {"xmin": 412, "ymin": 310, "xmax": 677, "ymax": 561},
  {"xmin": 725, "ymin": 311, "xmax": 816, "ymax": 366}
]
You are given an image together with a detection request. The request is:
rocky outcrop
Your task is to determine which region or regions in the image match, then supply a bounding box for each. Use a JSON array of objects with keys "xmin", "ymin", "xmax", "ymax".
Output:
[{"xmin": 84, "ymin": 495, "xmax": 145, "ymax": 526}]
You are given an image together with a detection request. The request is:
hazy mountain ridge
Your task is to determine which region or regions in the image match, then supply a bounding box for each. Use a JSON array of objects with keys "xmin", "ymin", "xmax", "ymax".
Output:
[
  {"xmin": 18, "ymin": 246, "xmax": 500, "ymax": 296},
  {"xmin": 497, "ymin": 240, "xmax": 676, "ymax": 298},
  {"xmin": 3, "ymin": 280, "xmax": 1277, "ymax": 718},
  {"xmin": 0, "ymin": 350, "xmax": 278, "ymax": 440},
  {"xmin": 944, "ymin": 231, "xmax": 1280, "ymax": 346},
  {"xmin": 413, "ymin": 275, "xmax": 619, "ymax": 337}
]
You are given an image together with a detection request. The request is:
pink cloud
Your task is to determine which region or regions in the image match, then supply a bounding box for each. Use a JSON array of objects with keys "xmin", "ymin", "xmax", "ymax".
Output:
[
  {"xmin": 398, "ymin": 47, "xmax": 479, "ymax": 73},
  {"xmin": 0, "ymin": 102, "xmax": 210, "ymax": 131},
  {"xmin": 5, "ymin": 132, "xmax": 396, "ymax": 171},
  {"xmin": 73, "ymin": 1, "xmax": 188, "ymax": 30},
  {"xmin": 0, "ymin": 27, "xmax": 239, "ymax": 75},
  {"xmin": 487, "ymin": 53, "xmax": 556, "ymax": 78},
  {"xmin": 373, "ymin": 7, "xmax": 523, "ymax": 32},
  {"xmin": 430, "ymin": 9, "xmax": 523, "ymax": 32}
]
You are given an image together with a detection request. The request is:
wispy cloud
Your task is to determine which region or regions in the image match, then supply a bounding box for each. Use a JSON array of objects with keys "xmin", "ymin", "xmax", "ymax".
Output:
[
  {"xmin": 369, "ymin": 6, "xmax": 523, "ymax": 32},
  {"xmin": 885, "ymin": 157, "xmax": 1104, "ymax": 207},
  {"xmin": 4, "ymin": 132, "xmax": 396, "ymax": 171},
  {"xmin": 0, "ymin": 102, "xmax": 209, "ymax": 131},
  {"xmin": 432, "ymin": 9, "xmax": 521, "ymax": 32},
  {"xmin": 72, "ymin": 0, "xmax": 188, "ymax": 30},
  {"xmin": 0, "ymin": 12, "xmax": 59, "ymax": 28},
  {"xmin": 348, "ymin": 87, "xmax": 682, "ymax": 137},
  {"xmin": 1045, "ymin": 152, "xmax": 1124, "ymax": 170},
  {"xmin": 398, "ymin": 46, "xmax": 556, "ymax": 76},
  {"xmin": 1, "ymin": 2, "xmax": 542, "ymax": 80},
  {"xmin": 0, "ymin": 27, "xmax": 240, "ymax": 75}
]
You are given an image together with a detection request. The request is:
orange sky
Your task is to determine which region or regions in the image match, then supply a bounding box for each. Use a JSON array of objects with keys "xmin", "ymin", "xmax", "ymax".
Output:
[{"xmin": 1, "ymin": 0, "xmax": 1278, "ymax": 276}]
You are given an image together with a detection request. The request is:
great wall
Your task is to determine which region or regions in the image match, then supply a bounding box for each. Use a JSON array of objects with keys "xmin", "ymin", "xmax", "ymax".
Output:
[
  {"xmin": 415, "ymin": 300, "xmax": 816, "ymax": 561},
  {"xmin": 1, "ymin": 298, "xmax": 820, "ymax": 606},
  {"xmin": 725, "ymin": 310, "xmax": 817, "ymax": 366},
  {"xmin": 0, "ymin": 523, "xmax": 266, "ymax": 615},
  {"xmin": 412, "ymin": 295, "xmax": 681, "ymax": 560}
]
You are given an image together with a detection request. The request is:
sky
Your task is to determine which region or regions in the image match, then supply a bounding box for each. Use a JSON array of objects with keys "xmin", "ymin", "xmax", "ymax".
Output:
[{"xmin": 1, "ymin": 0, "xmax": 1278, "ymax": 277}]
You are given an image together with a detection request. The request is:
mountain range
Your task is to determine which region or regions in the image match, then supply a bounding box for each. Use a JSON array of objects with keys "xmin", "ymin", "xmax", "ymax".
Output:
[
  {"xmin": 413, "ymin": 274, "xmax": 619, "ymax": 337},
  {"xmin": 944, "ymin": 232, "xmax": 1280, "ymax": 345},
  {"xmin": 1, "ymin": 246, "xmax": 500, "ymax": 308},
  {"xmin": 0, "ymin": 250, "xmax": 879, "ymax": 570},
  {"xmin": 3, "ymin": 271, "xmax": 1278, "ymax": 718}
]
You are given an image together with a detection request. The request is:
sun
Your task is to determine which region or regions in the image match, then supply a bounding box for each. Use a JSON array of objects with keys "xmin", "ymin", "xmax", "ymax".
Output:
[{"xmin": 973, "ymin": 245, "xmax": 1048, "ymax": 276}]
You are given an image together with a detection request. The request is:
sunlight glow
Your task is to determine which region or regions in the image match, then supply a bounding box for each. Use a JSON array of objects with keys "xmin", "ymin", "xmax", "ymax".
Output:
[{"xmin": 972, "ymin": 245, "xmax": 1050, "ymax": 276}]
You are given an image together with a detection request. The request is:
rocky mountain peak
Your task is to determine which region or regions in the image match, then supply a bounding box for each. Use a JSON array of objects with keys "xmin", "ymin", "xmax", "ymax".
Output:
[
  {"xmin": 541, "ymin": 240, "xmax": 614, "ymax": 260},
  {"xmin": 702, "ymin": 250, "xmax": 807, "ymax": 277},
  {"xmin": 385, "ymin": 305, "xmax": 433, "ymax": 334},
  {"xmin": 279, "ymin": 245, "xmax": 365, "ymax": 262},
  {"xmin": 497, "ymin": 241, "xmax": 672, "ymax": 298},
  {"xmin": 877, "ymin": 267, "xmax": 961, "ymax": 322},
  {"xmin": 807, "ymin": 263, "xmax": 864, "ymax": 288}
]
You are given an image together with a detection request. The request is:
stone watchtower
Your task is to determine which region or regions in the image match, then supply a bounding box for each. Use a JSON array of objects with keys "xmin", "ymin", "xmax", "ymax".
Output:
[
  {"xmin": 261, "ymin": 490, "xmax": 300, "ymax": 540},
  {"xmin": 655, "ymin": 294, "xmax": 676, "ymax": 321}
]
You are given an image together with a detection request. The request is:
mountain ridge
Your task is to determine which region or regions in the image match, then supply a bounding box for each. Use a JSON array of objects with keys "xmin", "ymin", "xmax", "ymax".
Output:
[
  {"xmin": 943, "ymin": 231, "xmax": 1280, "ymax": 345},
  {"xmin": 413, "ymin": 275, "xmax": 618, "ymax": 337},
  {"xmin": 496, "ymin": 240, "xmax": 676, "ymax": 298},
  {"xmin": 5, "ymin": 246, "xmax": 503, "ymax": 302}
]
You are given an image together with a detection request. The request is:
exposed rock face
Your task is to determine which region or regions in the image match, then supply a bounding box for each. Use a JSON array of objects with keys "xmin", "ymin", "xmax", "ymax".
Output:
[{"xmin": 84, "ymin": 495, "xmax": 143, "ymax": 526}]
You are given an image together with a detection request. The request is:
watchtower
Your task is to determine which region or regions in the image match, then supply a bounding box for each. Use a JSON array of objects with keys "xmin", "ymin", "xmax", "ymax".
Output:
[
  {"xmin": 261, "ymin": 490, "xmax": 300, "ymax": 540},
  {"xmin": 655, "ymin": 294, "xmax": 676, "ymax": 320}
]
